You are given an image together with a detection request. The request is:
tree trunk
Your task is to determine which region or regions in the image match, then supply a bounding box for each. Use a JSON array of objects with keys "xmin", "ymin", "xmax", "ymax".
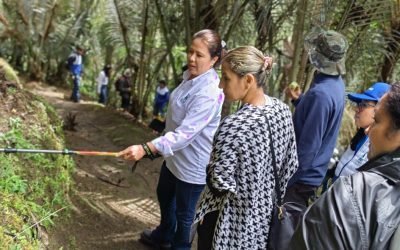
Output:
[
  {"xmin": 183, "ymin": 0, "xmax": 192, "ymax": 49},
  {"xmin": 288, "ymin": 0, "xmax": 308, "ymax": 84},
  {"xmin": 113, "ymin": 0, "xmax": 135, "ymax": 88},
  {"xmin": 223, "ymin": 0, "xmax": 250, "ymax": 41},
  {"xmin": 254, "ymin": 1, "xmax": 273, "ymax": 52},
  {"xmin": 105, "ymin": 45, "xmax": 114, "ymax": 66},
  {"xmin": 154, "ymin": 0, "xmax": 179, "ymax": 85},
  {"xmin": 143, "ymin": 53, "xmax": 168, "ymax": 119},
  {"xmin": 135, "ymin": 0, "xmax": 149, "ymax": 121}
]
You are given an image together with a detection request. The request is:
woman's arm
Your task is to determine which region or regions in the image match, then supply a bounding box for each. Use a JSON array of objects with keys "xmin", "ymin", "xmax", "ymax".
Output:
[
  {"xmin": 118, "ymin": 91, "xmax": 223, "ymax": 160},
  {"xmin": 151, "ymin": 92, "xmax": 223, "ymax": 157},
  {"xmin": 206, "ymin": 118, "xmax": 239, "ymax": 196}
]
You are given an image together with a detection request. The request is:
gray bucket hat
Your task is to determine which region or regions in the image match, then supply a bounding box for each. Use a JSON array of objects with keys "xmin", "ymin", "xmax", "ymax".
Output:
[
  {"xmin": 124, "ymin": 69, "xmax": 132, "ymax": 77},
  {"xmin": 305, "ymin": 30, "xmax": 348, "ymax": 75}
]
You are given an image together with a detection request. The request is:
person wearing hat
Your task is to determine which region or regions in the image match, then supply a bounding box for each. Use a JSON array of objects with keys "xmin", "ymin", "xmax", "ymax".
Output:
[
  {"xmin": 333, "ymin": 82, "xmax": 390, "ymax": 180},
  {"xmin": 67, "ymin": 45, "xmax": 85, "ymax": 103},
  {"xmin": 289, "ymin": 83, "xmax": 400, "ymax": 249},
  {"xmin": 284, "ymin": 30, "xmax": 348, "ymax": 208},
  {"xmin": 114, "ymin": 69, "xmax": 132, "ymax": 111}
]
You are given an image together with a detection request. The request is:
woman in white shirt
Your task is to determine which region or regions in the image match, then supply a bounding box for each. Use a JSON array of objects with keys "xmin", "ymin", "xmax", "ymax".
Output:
[
  {"xmin": 97, "ymin": 65, "xmax": 112, "ymax": 104},
  {"xmin": 118, "ymin": 29, "xmax": 225, "ymax": 250}
]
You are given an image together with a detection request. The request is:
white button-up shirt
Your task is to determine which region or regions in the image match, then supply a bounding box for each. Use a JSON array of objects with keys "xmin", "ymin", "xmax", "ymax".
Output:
[
  {"xmin": 96, "ymin": 71, "xmax": 108, "ymax": 94},
  {"xmin": 152, "ymin": 68, "xmax": 224, "ymax": 184}
]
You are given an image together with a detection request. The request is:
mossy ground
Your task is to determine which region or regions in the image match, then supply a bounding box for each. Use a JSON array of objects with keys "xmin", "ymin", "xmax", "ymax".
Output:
[{"xmin": 0, "ymin": 87, "xmax": 74, "ymax": 248}]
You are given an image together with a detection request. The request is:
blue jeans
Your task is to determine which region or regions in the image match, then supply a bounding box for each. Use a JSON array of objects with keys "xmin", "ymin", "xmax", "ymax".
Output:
[
  {"xmin": 151, "ymin": 163, "xmax": 205, "ymax": 250},
  {"xmin": 153, "ymin": 102, "xmax": 167, "ymax": 116},
  {"xmin": 71, "ymin": 75, "xmax": 80, "ymax": 102},
  {"xmin": 98, "ymin": 85, "xmax": 108, "ymax": 104}
]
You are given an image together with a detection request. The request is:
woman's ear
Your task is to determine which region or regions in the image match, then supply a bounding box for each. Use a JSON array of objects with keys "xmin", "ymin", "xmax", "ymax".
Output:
[
  {"xmin": 244, "ymin": 73, "xmax": 256, "ymax": 90},
  {"xmin": 212, "ymin": 56, "xmax": 219, "ymax": 66}
]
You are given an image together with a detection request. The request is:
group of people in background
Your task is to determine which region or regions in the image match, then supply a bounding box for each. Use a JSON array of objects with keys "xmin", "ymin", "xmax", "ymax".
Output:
[
  {"xmin": 70, "ymin": 27, "xmax": 399, "ymax": 249},
  {"xmin": 66, "ymin": 47, "xmax": 169, "ymax": 116}
]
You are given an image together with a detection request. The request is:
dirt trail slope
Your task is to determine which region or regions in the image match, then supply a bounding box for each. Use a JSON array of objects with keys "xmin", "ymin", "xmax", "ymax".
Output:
[{"xmin": 30, "ymin": 83, "xmax": 164, "ymax": 249}]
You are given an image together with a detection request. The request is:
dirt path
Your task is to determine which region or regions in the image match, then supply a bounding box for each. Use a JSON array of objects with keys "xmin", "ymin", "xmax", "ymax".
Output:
[{"xmin": 30, "ymin": 83, "xmax": 164, "ymax": 249}]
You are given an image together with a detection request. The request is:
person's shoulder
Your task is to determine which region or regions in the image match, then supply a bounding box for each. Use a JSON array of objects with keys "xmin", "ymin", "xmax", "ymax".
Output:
[
  {"xmin": 270, "ymin": 97, "xmax": 290, "ymax": 111},
  {"xmin": 222, "ymin": 105, "xmax": 251, "ymax": 122},
  {"xmin": 218, "ymin": 107, "xmax": 254, "ymax": 134},
  {"xmin": 334, "ymin": 170, "xmax": 384, "ymax": 196},
  {"xmin": 314, "ymin": 74, "xmax": 345, "ymax": 92},
  {"xmin": 196, "ymin": 79, "xmax": 222, "ymax": 98},
  {"xmin": 303, "ymin": 86, "xmax": 340, "ymax": 106}
]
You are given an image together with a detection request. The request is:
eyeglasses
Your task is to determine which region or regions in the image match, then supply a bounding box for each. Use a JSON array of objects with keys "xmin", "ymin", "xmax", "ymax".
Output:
[{"xmin": 351, "ymin": 101, "xmax": 376, "ymax": 110}]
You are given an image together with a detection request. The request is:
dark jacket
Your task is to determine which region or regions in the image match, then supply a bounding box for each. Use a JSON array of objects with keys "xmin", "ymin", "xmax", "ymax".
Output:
[
  {"xmin": 115, "ymin": 76, "xmax": 131, "ymax": 95},
  {"xmin": 290, "ymin": 149, "xmax": 400, "ymax": 250},
  {"xmin": 288, "ymin": 73, "xmax": 345, "ymax": 187}
]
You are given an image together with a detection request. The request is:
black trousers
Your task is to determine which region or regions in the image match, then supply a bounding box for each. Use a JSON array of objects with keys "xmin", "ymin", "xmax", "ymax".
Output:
[{"xmin": 197, "ymin": 210, "xmax": 219, "ymax": 250}]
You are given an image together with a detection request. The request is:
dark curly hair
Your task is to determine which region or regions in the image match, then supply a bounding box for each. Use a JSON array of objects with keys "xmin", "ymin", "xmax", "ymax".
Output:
[{"xmin": 385, "ymin": 82, "xmax": 400, "ymax": 130}]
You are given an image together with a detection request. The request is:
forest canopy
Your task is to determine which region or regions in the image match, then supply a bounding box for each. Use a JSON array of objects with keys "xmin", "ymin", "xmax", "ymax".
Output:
[{"xmin": 0, "ymin": 0, "xmax": 399, "ymax": 118}]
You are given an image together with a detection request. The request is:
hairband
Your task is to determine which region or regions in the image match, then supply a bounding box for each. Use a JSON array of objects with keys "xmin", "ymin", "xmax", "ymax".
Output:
[
  {"xmin": 262, "ymin": 56, "xmax": 273, "ymax": 71},
  {"xmin": 221, "ymin": 40, "xmax": 227, "ymax": 49}
]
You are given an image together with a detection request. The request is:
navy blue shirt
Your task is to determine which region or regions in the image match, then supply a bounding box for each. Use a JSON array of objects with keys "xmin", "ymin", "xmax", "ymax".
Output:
[{"xmin": 288, "ymin": 73, "xmax": 345, "ymax": 187}]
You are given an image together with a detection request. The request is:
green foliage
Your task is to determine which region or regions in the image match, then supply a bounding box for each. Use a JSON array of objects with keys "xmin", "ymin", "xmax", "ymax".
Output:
[
  {"xmin": 171, "ymin": 46, "xmax": 187, "ymax": 74},
  {"xmin": 0, "ymin": 158, "xmax": 28, "ymax": 194},
  {"xmin": 0, "ymin": 92, "xmax": 75, "ymax": 248},
  {"xmin": 80, "ymin": 79, "xmax": 98, "ymax": 99},
  {"xmin": 0, "ymin": 58, "xmax": 21, "ymax": 86}
]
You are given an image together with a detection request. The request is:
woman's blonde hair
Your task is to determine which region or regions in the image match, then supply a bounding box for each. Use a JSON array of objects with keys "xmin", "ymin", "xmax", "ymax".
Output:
[{"xmin": 222, "ymin": 46, "xmax": 273, "ymax": 87}]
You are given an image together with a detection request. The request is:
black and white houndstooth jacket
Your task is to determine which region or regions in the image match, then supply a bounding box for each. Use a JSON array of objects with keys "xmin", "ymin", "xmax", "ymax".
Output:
[{"xmin": 194, "ymin": 96, "xmax": 298, "ymax": 249}]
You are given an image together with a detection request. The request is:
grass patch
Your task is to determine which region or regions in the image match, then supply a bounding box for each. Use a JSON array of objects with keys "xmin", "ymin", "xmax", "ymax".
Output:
[{"xmin": 0, "ymin": 89, "xmax": 75, "ymax": 248}]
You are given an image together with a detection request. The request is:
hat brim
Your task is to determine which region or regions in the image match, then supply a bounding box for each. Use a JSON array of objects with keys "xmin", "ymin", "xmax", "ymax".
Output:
[
  {"xmin": 347, "ymin": 93, "xmax": 378, "ymax": 103},
  {"xmin": 309, "ymin": 50, "xmax": 346, "ymax": 75}
]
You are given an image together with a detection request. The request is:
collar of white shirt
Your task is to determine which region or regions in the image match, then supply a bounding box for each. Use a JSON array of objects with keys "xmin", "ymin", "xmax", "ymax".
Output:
[{"xmin": 182, "ymin": 68, "xmax": 217, "ymax": 86}]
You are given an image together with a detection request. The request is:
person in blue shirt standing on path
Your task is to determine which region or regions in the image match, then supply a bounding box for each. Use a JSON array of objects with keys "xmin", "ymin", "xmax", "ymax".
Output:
[
  {"xmin": 118, "ymin": 29, "xmax": 225, "ymax": 250},
  {"xmin": 67, "ymin": 45, "xmax": 85, "ymax": 103},
  {"xmin": 285, "ymin": 29, "xmax": 348, "ymax": 207},
  {"xmin": 153, "ymin": 80, "xmax": 170, "ymax": 118}
]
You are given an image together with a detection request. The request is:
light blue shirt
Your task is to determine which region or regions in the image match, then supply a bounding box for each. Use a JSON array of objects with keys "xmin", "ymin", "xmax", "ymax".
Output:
[
  {"xmin": 152, "ymin": 68, "xmax": 224, "ymax": 184},
  {"xmin": 334, "ymin": 137, "xmax": 369, "ymax": 178}
]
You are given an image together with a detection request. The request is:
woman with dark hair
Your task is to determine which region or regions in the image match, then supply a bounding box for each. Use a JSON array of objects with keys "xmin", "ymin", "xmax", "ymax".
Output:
[
  {"xmin": 118, "ymin": 29, "xmax": 224, "ymax": 250},
  {"xmin": 97, "ymin": 64, "xmax": 112, "ymax": 104},
  {"xmin": 194, "ymin": 46, "xmax": 298, "ymax": 249},
  {"xmin": 332, "ymin": 82, "xmax": 390, "ymax": 179},
  {"xmin": 290, "ymin": 83, "xmax": 400, "ymax": 249}
]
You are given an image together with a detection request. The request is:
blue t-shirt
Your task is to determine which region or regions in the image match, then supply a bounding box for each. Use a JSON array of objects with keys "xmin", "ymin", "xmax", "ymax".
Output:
[
  {"xmin": 154, "ymin": 86, "xmax": 169, "ymax": 106},
  {"xmin": 288, "ymin": 73, "xmax": 345, "ymax": 187},
  {"xmin": 68, "ymin": 51, "xmax": 83, "ymax": 76}
]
